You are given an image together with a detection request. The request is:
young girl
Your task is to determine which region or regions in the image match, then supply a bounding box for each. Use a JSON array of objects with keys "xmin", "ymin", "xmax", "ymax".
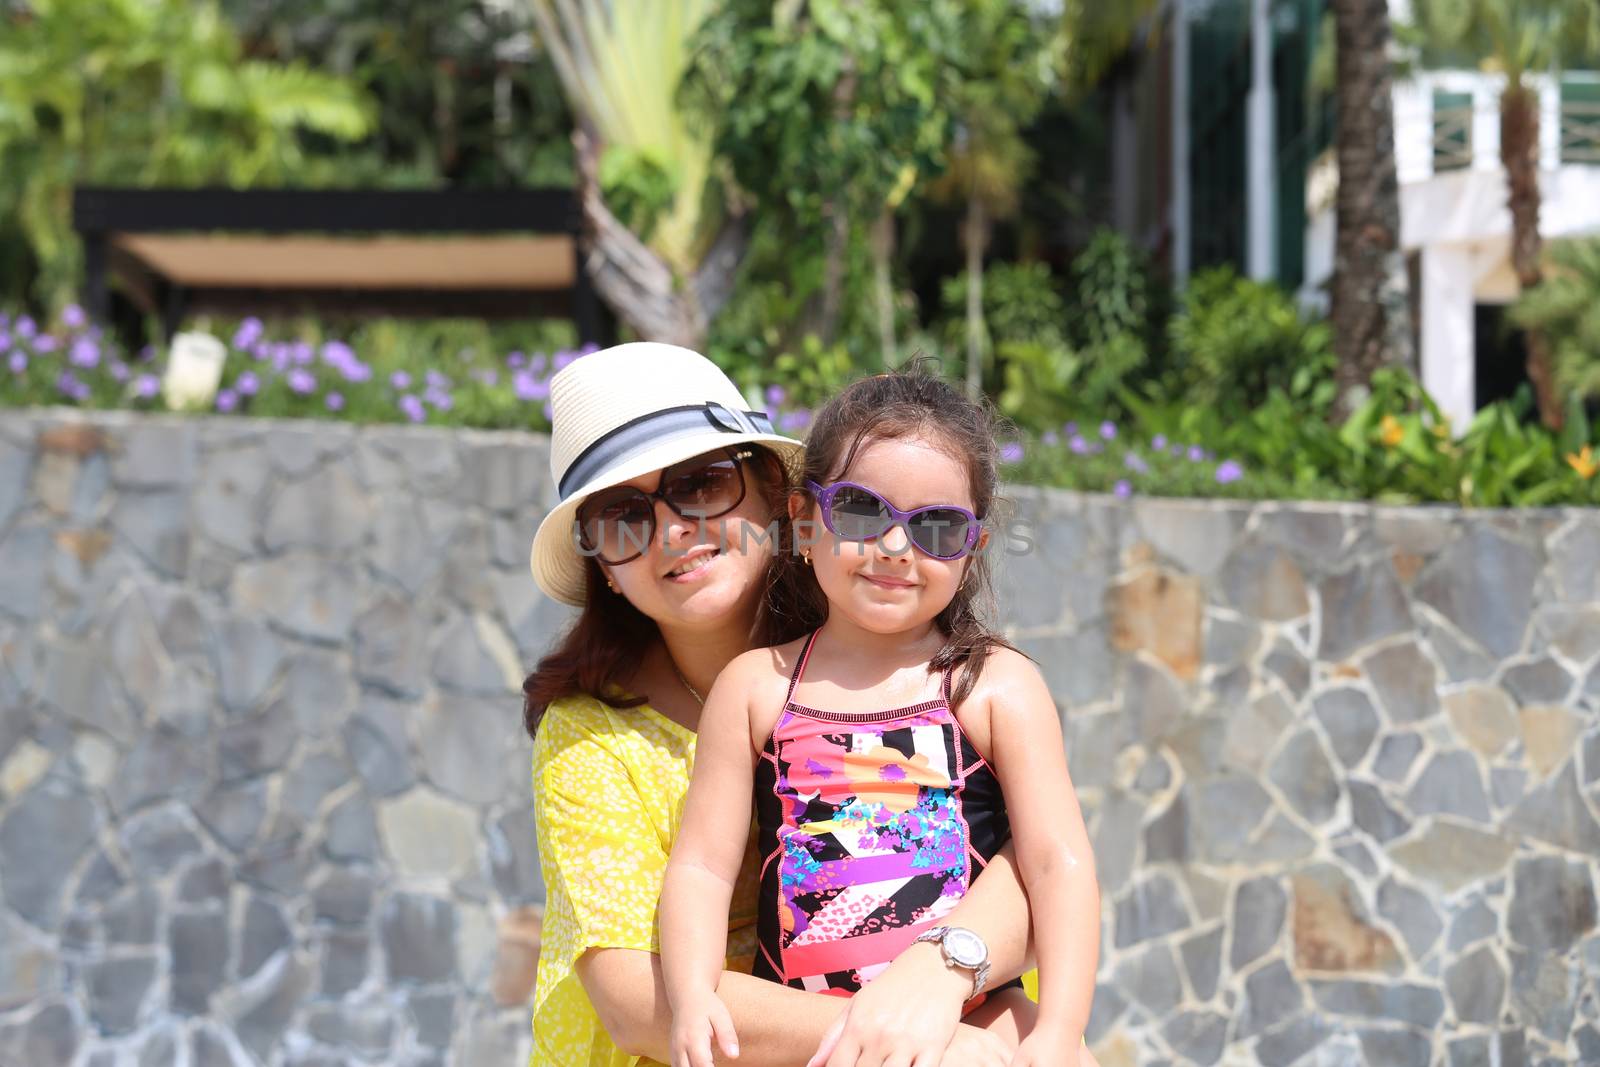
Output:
[{"xmin": 660, "ymin": 371, "xmax": 1100, "ymax": 1067}]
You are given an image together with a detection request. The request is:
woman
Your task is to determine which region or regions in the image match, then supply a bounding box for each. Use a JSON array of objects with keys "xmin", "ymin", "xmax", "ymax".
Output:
[{"xmin": 522, "ymin": 343, "xmax": 1048, "ymax": 1067}]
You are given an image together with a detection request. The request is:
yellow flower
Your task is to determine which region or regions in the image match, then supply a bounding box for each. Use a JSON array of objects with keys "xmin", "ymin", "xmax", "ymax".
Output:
[
  {"xmin": 1379, "ymin": 415, "xmax": 1404, "ymax": 448},
  {"xmin": 1568, "ymin": 446, "xmax": 1599, "ymax": 479}
]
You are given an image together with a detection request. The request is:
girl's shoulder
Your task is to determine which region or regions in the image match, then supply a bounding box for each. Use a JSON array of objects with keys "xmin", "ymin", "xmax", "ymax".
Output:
[
  {"xmin": 724, "ymin": 637, "xmax": 808, "ymax": 690},
  {"xmin": 949, "ymin": 645, "xmax": 1045, "ymax": 713}
]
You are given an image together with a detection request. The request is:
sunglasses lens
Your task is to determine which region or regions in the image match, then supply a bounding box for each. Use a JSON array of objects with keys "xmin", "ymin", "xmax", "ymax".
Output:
[
  {"xmin": 580, "ymin": 492, "xmax": 654, "ymax": 562},
  {"xmin": 909, "ymin": 509, "xmax": 973, "ymax": 558},
  {"xmin": 663, "ymin": 457, "xmax": 744, "ymax": 518},
  {"xmin": 829, "ymin": 486, "xmax": 891, "ymax": 541}
]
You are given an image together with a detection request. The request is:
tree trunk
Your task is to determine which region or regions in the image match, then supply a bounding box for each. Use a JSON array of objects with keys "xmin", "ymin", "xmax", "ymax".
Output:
[
  {"xmin": 1329, "ymin": 0, "xmax": 1415, "ymax": 421},
  {"xmin": 815, "ymin": 60, "xmax": 860, "ymax": 345},
  {"xmin": 963, "ymin": 197, "xmax": 990, "ymax": 401},
  {"xmin": 1501, "ymin": 81, "xmax": 1562, "ymax": 429},
  {"xmin": 570, "ymin": 128, "xmax": 746, "ymax": 350},
  {"xmin": 870, "ymin": 209, "xmax": 897, "ymax": 368}
]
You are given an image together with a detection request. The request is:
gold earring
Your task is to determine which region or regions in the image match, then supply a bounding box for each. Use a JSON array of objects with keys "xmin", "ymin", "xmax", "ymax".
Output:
[
  {"xmin": 606, "ymin": 578, "xmax": 619, "ymax": 592},
  {"xmin": 803, "ymin": 550, "xmax": 813, "ymax": 567}
]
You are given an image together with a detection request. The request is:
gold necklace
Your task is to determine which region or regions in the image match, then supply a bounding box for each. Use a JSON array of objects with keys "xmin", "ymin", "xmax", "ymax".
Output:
[{"xmin": 670, "ymin": 660, "xmax": 704, "ymax": 707}]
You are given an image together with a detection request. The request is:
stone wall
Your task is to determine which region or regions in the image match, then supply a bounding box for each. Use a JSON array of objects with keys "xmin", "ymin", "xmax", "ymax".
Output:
[{"xmin": 0, "ymin": 408, "xmax": 1595, "ymax": 1066}]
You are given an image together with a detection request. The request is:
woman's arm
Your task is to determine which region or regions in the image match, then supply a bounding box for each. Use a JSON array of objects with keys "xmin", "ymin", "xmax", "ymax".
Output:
[
  {"xmin": 658, "ymin": 658, "xmax": 762, "ymax": 1064},
  {"xmin": 986, "ymin": 649, "xmax": 1100, "ymax": 1059},
  {"xmin": 578, "ymin": 949, "xmax": 1012, "ymax": 1067}
]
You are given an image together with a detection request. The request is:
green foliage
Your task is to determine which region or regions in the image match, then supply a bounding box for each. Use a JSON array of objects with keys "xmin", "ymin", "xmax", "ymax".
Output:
[
  {"xmin": 1166, "ymin": 266, "xmax": 1334, "ymax": 413},
  {"xmin": 598, "ymin": 146, "xmax": 680, "ymax": 243},
  {"xmin": 1400, "ymin": 0, "xmax": 1600, "ymax": 84},
  {"xmin": 222, "ymin": 0, "xmax": 574, "ymax": 188},
  {"xmin": 685, "ymin": 0, "xmax": 964, "ymax": 237},
  {"xmin": 1512, "ymin": 237, "xmax": 1600, "ymax": 403},
  {"xmin": 0, "ymin": 0, "xmax": 374, "ymax": 309}
]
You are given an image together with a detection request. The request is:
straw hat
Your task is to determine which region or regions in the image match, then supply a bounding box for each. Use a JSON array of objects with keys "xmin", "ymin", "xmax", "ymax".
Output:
[{"xmin": 528, "ymin": 342, "xmax": 804, "ymax": 605}]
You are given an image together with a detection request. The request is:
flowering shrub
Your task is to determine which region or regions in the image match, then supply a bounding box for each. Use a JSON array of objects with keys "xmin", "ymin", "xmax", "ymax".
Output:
[{"xmin": 6, "ymin": 308, "xmax": 1598, "ymax": 507}]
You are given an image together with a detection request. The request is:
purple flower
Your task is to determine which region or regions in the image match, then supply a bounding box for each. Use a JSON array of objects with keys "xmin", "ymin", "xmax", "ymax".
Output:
[
  {"xmin": 1151, "ymin": 434, "xmax": 1167, "ymax": 451},
  {"xmin": 133, "ymin": 374, "xmax": 160, "ymax": 399},
  {"xmin": 251, "ymin": 341, "xmax": 270, "ymax": 361},
  {"xmin": 15, "ymin": 316, "xmax": 35, "ymax": 340},
  {"xmin": 542, "ymin": 399, "xmax": 555, "ymax": 422},
  {"xmin": 342, "ymin": 360, "xmax": 372, "ymax": 383},
  {"xmin": 425, "ymin": 369, "xmax": 450, "ymax": 390},
  {"xmin": 33, "ymin": 335, "xmax": 58, "ymax": 353},
  {"xmin": 765, "ymin": 384, "xmax": 787, "ymax": 408},
  {"xmin": 506, "ymin": 351, "xmax": 526, "ymax": 368},
  {"xmin": 0, "ymin": 332, "xmax": 9, "ymax": 350},
  {"xmin": 528, "ymin": 354, "xmax": 548, "ymax": 375},
  {"xmin": 7, "ymin": 351, "xmax": 25, "ymax": 374},
  {"xmin": 321, "ymin": 340, "xmax": 355, "ymax": 367},
  {"xmin": 1188, "ymin": 445, "xmax": 1205, "ymax": 462},
  {"xmin": 1000, "ymin": 441, "xmax": 1025, "ymax": 464},
  {"xmin": 235, "ymin": 371, "xmax": 260, "ymax": 396},
  {"xmin": 216, "ymin": 388, "xmax": 239, "ymax": 413},
  {"xmin": 553, "ymin": 351, "xmax": 579, "ymax": 371},
  {"xmin": 1215, "ymin": 460, "xmax": 1245, "ymax": 484},
  {"xmin": 325, "ymin": 391, "xmax": 345, "ymax": 412},
  {"xmin": 110, "ymin": 361, "xmax": 130, "ymax": 382},
  {"xmin": 1063, "ymin": 421, "xmax": 1077, "ymax": 437},
  {"xmin": 55, "ymin": 370, "xmax": 80, "ymax": 398},
  {"xmin": 138, "ymin": 344, "xmax": 156, "ymax": 362},
  {"xmin": 513, "ymin": 369, "xmax": 550, "ymax": 401},
  {"xmin": 1041, "ymin": 430, "xmax": 1059, "ymax": 446},
  {"xmin": 1113, "ymin": 480, "xmax": 1133, "ymax": 499},
  {"xmin": 290, "ymin": 341, "xmax": 315, "ymax": 366},
  {"xmin": 69, "ymin": 337, "xmax": 100, "ymax": 368},
  {"xmin": 390, "ymin": 370, "xmax": 412, "ymax": 390},
  {"xmin": 233, "ymin": 317, "xmax": 264, "ymax": 350},
  {"xmin": 1124, "ymin": 452, "xmax": 1149, "ymax": 475},
  {"xmin": 1100, "ymin": 420, "xmax": 1117, "ymax": 440},
  {"xmin": 62, "ymin": 304, "xmax": 86, "ymax": 330},
  {"xmin": 778, "ymin": 409, "xmax": 811, "ymax": 432},
  {"xmin": 1069, "ymin": 435, "xmax": 1090, "ymax": 455},
  {"xmin": 399, "ymin": 394, "xmax": 427, "ymax": 423},
  {"xmin": 424, "ymin": 388, "xmax": 453, "ymax": 412},
  {"xmin": 287, "ymin": 368, "xmax": 316, "ymax": 395}
]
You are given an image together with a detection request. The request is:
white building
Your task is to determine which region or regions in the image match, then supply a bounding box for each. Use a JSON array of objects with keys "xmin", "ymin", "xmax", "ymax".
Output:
[{"xmin": 1104, "ymin": 0, "xmax": 1600, "ymax": 429}]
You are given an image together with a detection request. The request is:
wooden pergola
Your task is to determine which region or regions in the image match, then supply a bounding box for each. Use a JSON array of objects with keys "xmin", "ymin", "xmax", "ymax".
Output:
[{"xmin": 72, "ymin": 187, "xmax": 609, "ymax": 345}]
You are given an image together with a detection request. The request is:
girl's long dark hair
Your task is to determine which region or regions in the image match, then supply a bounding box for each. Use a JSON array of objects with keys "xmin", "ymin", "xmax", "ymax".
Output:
[
  {"xmin": 522, "ymin": 446, "xmax": 799, "ymax": 738},
  {"xmin": 770, "ymin": 365, "xmax": 1019, "ymax": 711}
]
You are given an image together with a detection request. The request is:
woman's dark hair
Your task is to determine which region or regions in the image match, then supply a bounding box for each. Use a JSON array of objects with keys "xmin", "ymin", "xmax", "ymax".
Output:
[
  {"xmin": 521, "ymin": 445, "xmax": 800, "ymax": 738},
  {"xmin": 770, "ymin": 363, "xmax": 1020, "ymax": 711}
]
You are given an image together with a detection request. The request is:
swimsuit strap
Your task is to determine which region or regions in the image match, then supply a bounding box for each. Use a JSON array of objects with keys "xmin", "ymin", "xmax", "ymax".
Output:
[
  {"xmin": 941, "ymin": 657, "xmax": 955, "ymax": 708},
  {"xmin": 784, "ymin": 630, "xmax": 821, "ymax": 706}
]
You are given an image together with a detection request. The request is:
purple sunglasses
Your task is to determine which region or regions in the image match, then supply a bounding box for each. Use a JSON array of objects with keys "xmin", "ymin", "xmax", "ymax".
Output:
[{"xmin": 804, "ymin": 479, "xmax": 983, "ymax": 560}]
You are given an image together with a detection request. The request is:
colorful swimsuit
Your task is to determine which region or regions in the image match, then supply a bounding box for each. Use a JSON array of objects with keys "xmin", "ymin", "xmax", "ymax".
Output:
[{"xmin": 752, "ymin": 631, "xmax": 1022, "ymax": 1000}]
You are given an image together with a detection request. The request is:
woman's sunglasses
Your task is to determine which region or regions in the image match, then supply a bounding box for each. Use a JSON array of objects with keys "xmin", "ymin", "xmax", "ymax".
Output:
[
  {"xmin": 804, "ymin": 479, "xmax": 982, "ymax": 561},
  {"xmin": 576, "ymin": 448, "xmax": 753, "ymax": 565}
]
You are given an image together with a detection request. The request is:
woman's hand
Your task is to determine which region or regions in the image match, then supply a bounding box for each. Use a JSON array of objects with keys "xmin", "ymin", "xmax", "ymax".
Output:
[
  {"xmin": 804, "ymin": 942, "xmax": 972, "ymax": 1067},
  {"xmin": 671, "ymin": 990, "xmax": 741, "ymax": 1067}
]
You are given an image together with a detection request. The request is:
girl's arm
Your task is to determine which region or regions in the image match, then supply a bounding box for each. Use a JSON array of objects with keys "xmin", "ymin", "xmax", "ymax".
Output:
[
  {"xmin": 984, "ymin": 648, "xmax": 1100, "ymax": 1059},
  {"xmin": 659, "ymin": 654, "xmax": 764, "ymax": 1065}
]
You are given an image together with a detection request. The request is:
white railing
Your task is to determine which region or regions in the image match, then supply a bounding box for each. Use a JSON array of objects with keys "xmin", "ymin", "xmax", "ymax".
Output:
[{"xmin": 1391, "ymin": 70, "xmax": 1600, "ymax": 184}]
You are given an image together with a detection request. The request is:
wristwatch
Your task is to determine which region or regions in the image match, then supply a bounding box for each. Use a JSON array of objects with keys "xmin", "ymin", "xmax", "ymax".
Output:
[{"xmin": 913, "ymin": 925, "xmax": 991, "ymax": 999}]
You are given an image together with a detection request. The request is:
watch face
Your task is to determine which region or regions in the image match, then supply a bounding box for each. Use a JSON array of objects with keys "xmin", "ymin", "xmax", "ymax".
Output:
[{"xmin": 944, "ymin": 928, "xmax": 986, "ymax": 968}]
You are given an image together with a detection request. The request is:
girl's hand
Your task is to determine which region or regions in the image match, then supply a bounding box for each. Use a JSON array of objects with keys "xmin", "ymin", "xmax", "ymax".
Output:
[
  {"xmin": 670, "ymin": 991, "xmax": 740, "ymax": 1067},
  {"xmin": 940, "ymin": 1024, "xmax": 1013, "ymax": 1067},
  {"xmin": 1007, "ymin": 1025, "xmax": 1081, "ymax": 1067},
  {"xmin": 805, "ymin": 943, "xmax": 971, "ymax": 1067}
]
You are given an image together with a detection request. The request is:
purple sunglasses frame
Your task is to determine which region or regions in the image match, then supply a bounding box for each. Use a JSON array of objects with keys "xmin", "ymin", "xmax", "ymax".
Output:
[{"xmin": 803, "ymin": 479, "xmax": 983, "ymax": 560}]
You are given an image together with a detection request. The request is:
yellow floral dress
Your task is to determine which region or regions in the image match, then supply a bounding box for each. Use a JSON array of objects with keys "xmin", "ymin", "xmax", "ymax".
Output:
[{"xmin": 529, "ymin": 693, "xmax": 759, "ymax": 1067}]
